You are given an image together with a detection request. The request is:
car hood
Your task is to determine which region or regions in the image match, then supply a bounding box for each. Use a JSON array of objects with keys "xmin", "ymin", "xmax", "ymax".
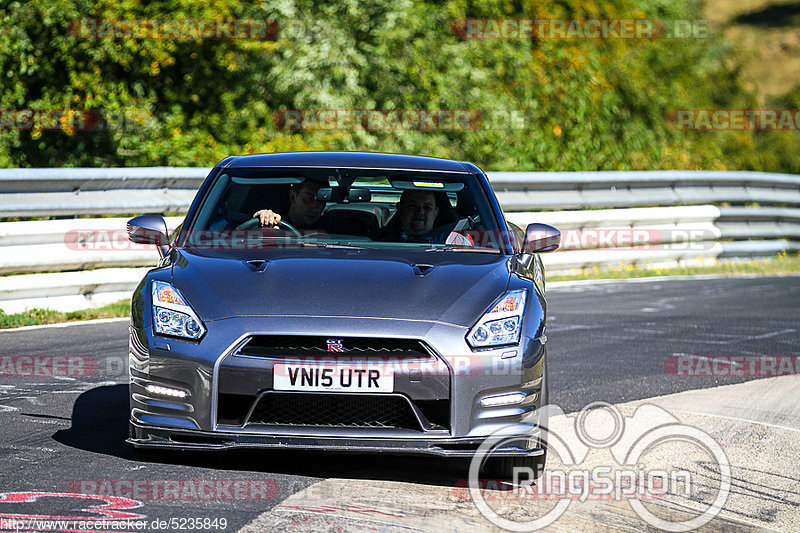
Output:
[{"xmin": 170, "ymin": 248, "xmax": 511, "ymax": 327}]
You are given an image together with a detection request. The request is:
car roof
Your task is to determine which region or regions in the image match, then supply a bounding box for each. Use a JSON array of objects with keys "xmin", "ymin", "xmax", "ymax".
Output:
[{"xmin": 222, "ymin": 151, "xmax": 474, "ymax": 174}]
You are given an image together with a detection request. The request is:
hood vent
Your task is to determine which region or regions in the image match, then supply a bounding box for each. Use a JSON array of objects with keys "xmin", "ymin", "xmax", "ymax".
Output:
[
  {"xmin": 412, "ymin": 263, "xmax": 435, "ymax": 276},
  {"xmin": 243, "ymin": 259, "xmax": 270, "ymax": 272}
]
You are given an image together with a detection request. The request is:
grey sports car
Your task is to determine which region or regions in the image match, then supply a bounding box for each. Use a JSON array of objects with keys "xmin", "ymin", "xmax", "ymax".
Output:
[{"xmin": 126, "ymin": 151, "xmax": 560, "ymax": 475}]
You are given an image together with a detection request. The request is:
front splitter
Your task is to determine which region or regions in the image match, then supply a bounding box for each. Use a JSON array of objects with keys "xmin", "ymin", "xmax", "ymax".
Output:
[{"xmin": 128, "ymin": 420, "xmax": 543, "ymax": 458}]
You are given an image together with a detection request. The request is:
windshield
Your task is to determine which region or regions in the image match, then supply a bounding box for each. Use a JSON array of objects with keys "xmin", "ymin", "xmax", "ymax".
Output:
[{"xmin": 182, "ymin": 167, "xmax": 506, "ymax": 253}]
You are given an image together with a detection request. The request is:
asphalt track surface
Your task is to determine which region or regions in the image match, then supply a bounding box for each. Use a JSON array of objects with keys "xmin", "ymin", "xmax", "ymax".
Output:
[{"xmin": 0, "ymin": 276, "xmax": 797, "ymax": 531}]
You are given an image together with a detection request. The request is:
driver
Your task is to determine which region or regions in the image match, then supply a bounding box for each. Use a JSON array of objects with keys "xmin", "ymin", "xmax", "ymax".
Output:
[{"xmin": 252, "ymin": 180, "xmax": 326, "ymax": 230}]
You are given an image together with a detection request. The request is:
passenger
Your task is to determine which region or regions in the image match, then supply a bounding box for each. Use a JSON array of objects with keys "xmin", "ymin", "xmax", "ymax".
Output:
[
  {"xmin": 252, "ymin": 180, "xmax": 326, "ymax": 230},
  {"xmin": 381, "ymin": 189, "xmax": 442, "ymax": 243}
]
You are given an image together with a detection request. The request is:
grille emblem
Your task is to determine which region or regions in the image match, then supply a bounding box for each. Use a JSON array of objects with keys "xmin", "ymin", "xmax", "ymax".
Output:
[{"xmin": 326, "ymin": 339, "xmax": 344, "ymax": 352}]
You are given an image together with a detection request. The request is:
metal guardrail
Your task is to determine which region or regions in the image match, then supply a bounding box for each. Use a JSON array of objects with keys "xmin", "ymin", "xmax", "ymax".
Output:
[
  {"xmin": 0, "ymin": 217, "xmax": 183, "ymax": 274},
  {"xmin": 0, "ymin": 167, "xmax": 209, "ymax": 192},
  {"xmin": 0, "ymin": 168, "xmax": 798, "ymax": 312},
  {"xmin": 2, "ymin": 168, "xmax": 800, "ymax": 216},
  {"xmin": 0, "ymin": 268, "xmax": 150, "ymax": 313},
  {"xmin": 489, "ymin": 171, "xmax": 800, "ymax": 210},
  {"xmin": 0, "ymin": 167, "xmax": 208, "ymax": 217}
]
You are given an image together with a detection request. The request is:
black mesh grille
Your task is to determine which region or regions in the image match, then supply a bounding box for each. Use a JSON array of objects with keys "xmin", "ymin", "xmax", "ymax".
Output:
[
  {"xmin": 238, "ymin": 336, "xmax": 430, "ymax": 358},
  {"xmin": 247, "ymin": 393, "xmax": 422, "ymax": 430}
]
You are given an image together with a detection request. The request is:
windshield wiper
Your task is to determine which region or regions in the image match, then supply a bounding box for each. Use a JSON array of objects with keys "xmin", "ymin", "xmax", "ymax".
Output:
[
  {"xmin": 297, "ymin": 241, "xmax": 366, "ymax": 250},
  {"xmin": 426, "ymin": 244, "xmax": 501, "ymax": 253}
]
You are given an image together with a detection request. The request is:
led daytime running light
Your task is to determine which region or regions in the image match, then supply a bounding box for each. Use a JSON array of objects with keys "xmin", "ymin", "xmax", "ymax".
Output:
[
  {"xmin": 146, "ymin": 384, "xmax": 188, "ymax": 398},
  {"xmin": 480, "ymin": 393, "xmax": 526, "ymax": 407}
]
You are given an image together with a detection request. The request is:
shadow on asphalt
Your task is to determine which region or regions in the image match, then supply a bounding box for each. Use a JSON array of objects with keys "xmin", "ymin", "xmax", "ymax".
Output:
[
  {"xmin": 734, "ymin": 2, "xmax": 800, "ymax": 27},
  {"xmin": 52, "ymin": 384, "xmax": 132, "ymax": 459},
  {"xmin": 52, "ymin": 384, "xmax": 470, "ymax": 488}
]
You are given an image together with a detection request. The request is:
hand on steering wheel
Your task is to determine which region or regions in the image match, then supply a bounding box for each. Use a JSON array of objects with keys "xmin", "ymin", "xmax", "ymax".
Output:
[{"xmin": 237, "ymin": 216, "xmax": 303, "ymax": 238}]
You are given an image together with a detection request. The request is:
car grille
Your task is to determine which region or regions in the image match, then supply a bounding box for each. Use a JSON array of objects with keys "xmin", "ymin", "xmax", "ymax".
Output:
[
  {"xmin": 236, "ymin": 335, "xmax": 431, "ymax": 358},
  {"xmin": 245, "ymin": 393, "xmax": 423, "ymax": 430}
]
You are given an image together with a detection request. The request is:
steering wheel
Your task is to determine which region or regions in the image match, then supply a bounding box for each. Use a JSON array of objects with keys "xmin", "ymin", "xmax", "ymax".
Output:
[{"xmin": 237, "ymin": 217, "xmax": 303, "ymax": 238}]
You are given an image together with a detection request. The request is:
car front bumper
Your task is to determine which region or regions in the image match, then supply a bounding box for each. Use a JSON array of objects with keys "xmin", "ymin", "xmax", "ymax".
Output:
[{"xmin": 128, "ymin": 313, "xmax": 548, "ymax": 458}]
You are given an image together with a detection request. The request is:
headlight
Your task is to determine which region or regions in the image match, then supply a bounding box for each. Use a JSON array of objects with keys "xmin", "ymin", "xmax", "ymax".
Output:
[
  {"xmin": 151, "ymin": 280, "xmax": 206, "ymax": 340},
  {"xmin": 467, "ymin": 289, "xmax": 527, "ymax": 348}
]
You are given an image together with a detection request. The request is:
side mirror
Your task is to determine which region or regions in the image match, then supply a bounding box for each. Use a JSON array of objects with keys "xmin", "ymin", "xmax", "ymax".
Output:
[
  {"xmin": 523, "ymin": 223, "xmax": 560, "ymax": 253},
  {"xmin": 127, "ymin": 214, "xmax": 170, "ymax": 258}
]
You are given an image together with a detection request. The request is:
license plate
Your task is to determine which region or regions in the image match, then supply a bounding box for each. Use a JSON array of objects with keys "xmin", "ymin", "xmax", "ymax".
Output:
[{"xmin": 273, "ymin": 363, "xmax": 394, "ymax": 393}]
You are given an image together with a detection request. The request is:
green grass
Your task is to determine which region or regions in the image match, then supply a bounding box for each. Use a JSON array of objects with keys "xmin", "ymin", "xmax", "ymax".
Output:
[
  {"xmin": 550, "ymin": 251, "xmax": 800, "ymax": 282},
  {"xmin": 0, "ymin": 300, "xmax": 130, "ymax": 329}
]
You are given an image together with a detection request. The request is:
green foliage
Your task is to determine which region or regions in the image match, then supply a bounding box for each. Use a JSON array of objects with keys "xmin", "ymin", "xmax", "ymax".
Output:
[{"xmin": 1, "ymin": 0, "xmax": 798, "ymax": 171}]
